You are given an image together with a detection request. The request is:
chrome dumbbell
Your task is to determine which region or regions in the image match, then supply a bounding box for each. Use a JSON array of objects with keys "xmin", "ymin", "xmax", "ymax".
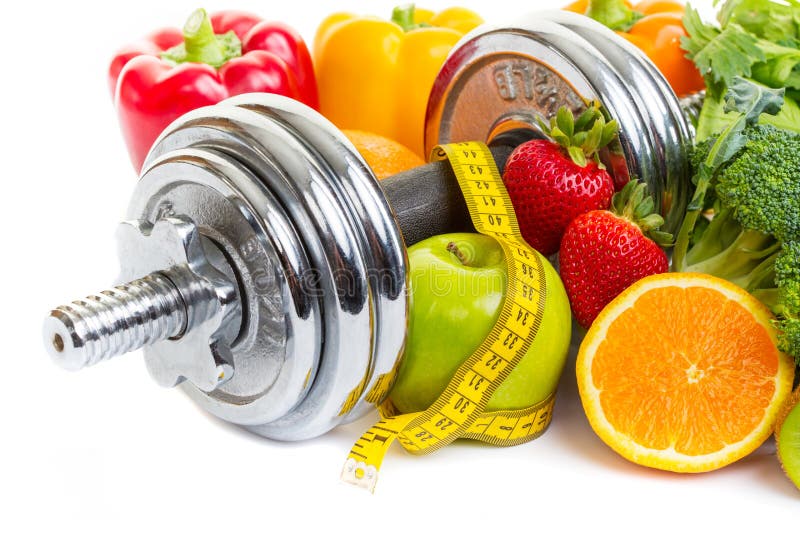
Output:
[{"xmin": 43, "ymin": 12, "xmax": 699, "ymax": 441}]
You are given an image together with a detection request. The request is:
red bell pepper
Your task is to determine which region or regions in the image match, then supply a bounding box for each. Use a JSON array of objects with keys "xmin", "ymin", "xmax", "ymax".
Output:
[{"xmin": 109, "ymin": 8, "xmax": 318, "ymax": 172}]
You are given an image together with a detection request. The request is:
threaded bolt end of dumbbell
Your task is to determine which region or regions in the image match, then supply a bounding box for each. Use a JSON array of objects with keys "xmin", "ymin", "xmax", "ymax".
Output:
[{"xmin": 43, "ymin": 272, "xmax": 188, "ymax": 371}]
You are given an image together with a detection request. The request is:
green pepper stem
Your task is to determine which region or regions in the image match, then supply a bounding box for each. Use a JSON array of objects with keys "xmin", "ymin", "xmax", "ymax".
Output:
[
  {"xmin": 585, "ymin": 0, "xmax": 642, "ymax": 31},
  {"xmin": 183, "ymin": 9, "xmax": 225, "ymax": 65},
  {"xmin": 391, "ymin": 3, "xmax": 429, "ymax": 32},
  {"xmin": 161, "ymin": 9, "xmax": 242, "ymax": 68},
  {"xmin": 391, "ymin": 4, "xmax": 416, "ymax": 31}
]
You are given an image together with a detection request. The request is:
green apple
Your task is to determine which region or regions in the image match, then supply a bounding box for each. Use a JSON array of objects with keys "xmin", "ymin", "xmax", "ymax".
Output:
[{"xmin": 390, "ymin": 232, "xmax": 572, "ymax": 413}]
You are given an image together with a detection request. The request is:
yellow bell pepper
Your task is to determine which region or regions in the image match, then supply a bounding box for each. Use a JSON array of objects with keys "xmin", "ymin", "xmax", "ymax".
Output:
[{"xmin": 313, "ymin": 4, "xmax": 483, "ymax": 158}]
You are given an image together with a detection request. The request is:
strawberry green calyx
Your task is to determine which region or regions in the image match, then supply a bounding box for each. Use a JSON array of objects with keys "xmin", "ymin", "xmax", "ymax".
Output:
[
  {"xmin": 538, "ymin": 102, "xmax": 619, "ymax": 169},
  {"xmin": 612, "ymin": 180, "xmax": 674, "ymax": 247}
]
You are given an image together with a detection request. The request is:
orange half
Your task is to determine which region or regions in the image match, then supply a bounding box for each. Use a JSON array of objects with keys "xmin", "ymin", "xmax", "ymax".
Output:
[{"xmin": 577, "ymin": 272, "xmax": 795, "ymax": 472}]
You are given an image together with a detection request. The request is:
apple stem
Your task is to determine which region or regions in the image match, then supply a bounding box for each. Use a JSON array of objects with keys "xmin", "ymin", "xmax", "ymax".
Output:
[{"xmin": 447, "ymin": 242, "xmax": 471, "ymax": 266}]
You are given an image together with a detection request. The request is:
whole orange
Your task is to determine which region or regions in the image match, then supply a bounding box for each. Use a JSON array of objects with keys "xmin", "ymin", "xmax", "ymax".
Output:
[{"xmin": 343, "ymin": 129, "xmax": 425, "ymax": 180}]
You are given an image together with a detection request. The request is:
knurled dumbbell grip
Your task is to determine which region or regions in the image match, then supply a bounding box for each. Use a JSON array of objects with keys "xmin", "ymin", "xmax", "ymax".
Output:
[{"xmin": 380, "ymin": 144, "xmax": 515, "ymax": 247}]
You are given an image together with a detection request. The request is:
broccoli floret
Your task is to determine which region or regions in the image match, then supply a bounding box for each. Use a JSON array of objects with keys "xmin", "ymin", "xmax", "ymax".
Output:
[
  {"xmin": 689, "ymin": 136, "xmax": 714, "ymax": 177},
  {"xmin": 774, "ymin": 242, "xmax": 800, "ymax": 359},
  {"xmin": 673, "ymin": 78, "xmax": 800, "ymax": 364},
  {"xmin": 716, "ymin": 125, "xmax": 800, "ymax": 242}
]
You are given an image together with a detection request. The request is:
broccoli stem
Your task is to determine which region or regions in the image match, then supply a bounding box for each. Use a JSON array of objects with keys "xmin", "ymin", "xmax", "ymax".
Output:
[
  {"xmin": 673, "ymin": 78, "xmax": 784, "ymax": 272},
  {"xmin": 673, "ymin": 125, "xmax": 739, "ymax": 272},
  {"xmin": 751, "ymin": 288, "xmax": 780, "ymax": 310},
  {"xmin": 684, "ymin": 227, "xmax": 779, "ymax": 289},
  {"xmin": 739, "ymin": 249, "xmax": 780, "ymax": 292}
]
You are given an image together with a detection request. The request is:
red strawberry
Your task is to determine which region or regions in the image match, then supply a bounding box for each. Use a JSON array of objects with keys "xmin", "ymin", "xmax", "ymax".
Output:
[
  {"xmin": 559, "ymin": 180, "xmax": 672, "ymax": 328},
  {"xmin": 503, "ymin": 103, "xmax": 618, "ymax": 256}
]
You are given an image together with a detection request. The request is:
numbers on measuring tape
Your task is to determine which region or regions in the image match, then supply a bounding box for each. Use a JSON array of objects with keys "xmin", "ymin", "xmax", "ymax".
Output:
[
  {"xmin": 342, "ymin": 141, "xmax": 556, "ymax": 493},
  {"xmin": 469, "ymin": 164, "xmax": 485, "ymax": 175},
  {"xmin": 521, "ymin": 284, "xmax": 536, "ymax": 301},
  {"xmin": 502, "ymin": 332, "xmax": 519, "ymax": 350},
  {"xmin": 521, "ymin": 262, "xmax": 537, "ymax": 278},
  {"xmin": 435, "ymin": 417, "xmax": 454, "ymax": 431},
  {"xmin": 485, "ymin": 354, "xmax": 504, "ymax": 371},
  {"xmin": 415, "ymin": 431, "xmax": 435, "ymax": 441},
  {"xmin": 453, "ymin": 396, "xmax": 470, "ymax": 413},
  {"xmin": 468, "ymin": 372, "xmax": 485, "ymax": 391}
]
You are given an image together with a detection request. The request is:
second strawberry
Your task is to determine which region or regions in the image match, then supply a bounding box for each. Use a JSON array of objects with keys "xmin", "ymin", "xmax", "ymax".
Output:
[{"xmin": 559, "ymin": 180, "xmax": 672, "ymax": 328}]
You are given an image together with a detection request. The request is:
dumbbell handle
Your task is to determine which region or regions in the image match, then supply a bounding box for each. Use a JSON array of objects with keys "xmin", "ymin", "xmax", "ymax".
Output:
[{"xmin": 381, "ymin": 144, "xmax": 516, "ymax": 246}]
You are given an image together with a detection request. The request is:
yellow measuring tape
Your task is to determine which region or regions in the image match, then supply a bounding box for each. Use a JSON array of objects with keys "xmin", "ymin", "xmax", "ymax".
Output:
[{"xmin": 341, "ymin": 141, "xmax": 555, "ymax": 492}]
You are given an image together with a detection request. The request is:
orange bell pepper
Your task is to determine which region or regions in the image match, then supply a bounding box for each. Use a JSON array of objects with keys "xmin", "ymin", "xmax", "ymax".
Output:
[
  {"xmin": 313, "ymin": 5, "xmax": 483, "ymax": 158},
  {"xmin": 564, "ymin": 0, "xmax": 704, "ymax": 97}
]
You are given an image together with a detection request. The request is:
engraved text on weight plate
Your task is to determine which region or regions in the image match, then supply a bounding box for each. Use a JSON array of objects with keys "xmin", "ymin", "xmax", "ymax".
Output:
[{"xmin": 493, "ymin": 61, "xmax": 584, "ymax": 117}]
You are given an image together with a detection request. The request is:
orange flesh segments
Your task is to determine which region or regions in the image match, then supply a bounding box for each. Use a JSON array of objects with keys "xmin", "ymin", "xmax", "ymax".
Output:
[{"xmin": 577, "ymin": 273, "xmax": 795, "ymax": 472}]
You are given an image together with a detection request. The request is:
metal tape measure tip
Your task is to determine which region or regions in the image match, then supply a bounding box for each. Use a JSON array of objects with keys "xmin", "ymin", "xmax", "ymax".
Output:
[{"xmin": 341, "ymin": 458, "xmax": 378, "ymax": 493}]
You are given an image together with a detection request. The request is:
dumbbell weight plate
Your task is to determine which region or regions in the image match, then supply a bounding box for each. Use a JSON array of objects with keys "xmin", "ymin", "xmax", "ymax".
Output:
[
  {"xmin": 131, "ymin": 146, "xmax": 322, "ymax": 426},
  {"xmin": 227, "ymin": 94, "xmax": 408, "ymax": 423},
  {"xmin": 144, "ymin": 106, "xmax": 375, "ymax": 440},
  {"xmin": 426, "ymin": 13, "xmax": 692, "ymax": 234},
  {"xmin": 203, "ymin": 106, "xmax": 376, "ymax": 439}
]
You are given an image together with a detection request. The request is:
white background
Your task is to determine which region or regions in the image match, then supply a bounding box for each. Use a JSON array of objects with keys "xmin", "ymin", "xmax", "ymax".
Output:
[{"xmin": 2, "ymin": 0, "xmax": 796, "ymax": 535}]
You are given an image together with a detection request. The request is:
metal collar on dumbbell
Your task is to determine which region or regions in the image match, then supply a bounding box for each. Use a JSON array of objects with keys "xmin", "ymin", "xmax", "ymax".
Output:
[
  {"xmin": 425, "ymin": 11, "xmax": 693, "ymax": 235},
  {"xmin": 115, "ymin": 214, "xmax": 241, "ymax": 392},
  {"xmin": 127, "ymin": 147, "xmax": 323, "ymax": 428}
]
